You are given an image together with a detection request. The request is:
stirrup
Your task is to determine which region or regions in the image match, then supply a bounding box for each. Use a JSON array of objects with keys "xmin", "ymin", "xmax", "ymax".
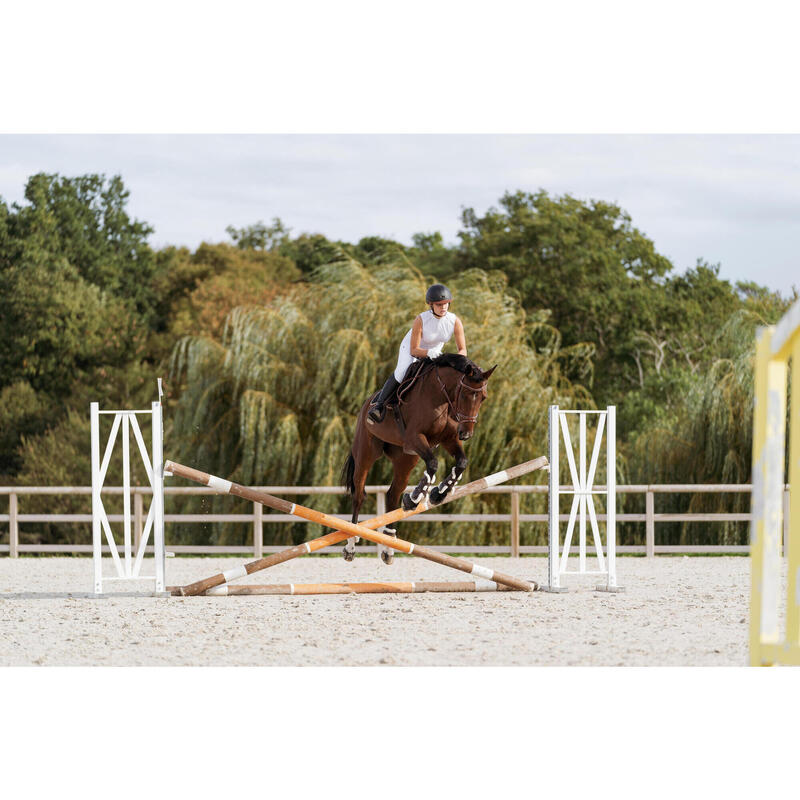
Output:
[{"xmin": 368, "ymin": 403, "xmax": 386, "ymax": 423}]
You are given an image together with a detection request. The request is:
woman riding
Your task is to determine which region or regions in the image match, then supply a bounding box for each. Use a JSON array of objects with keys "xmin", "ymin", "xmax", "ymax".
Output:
[{"xmin": 368, "ymin": 283, "xmax": 467, "ymax": 423}]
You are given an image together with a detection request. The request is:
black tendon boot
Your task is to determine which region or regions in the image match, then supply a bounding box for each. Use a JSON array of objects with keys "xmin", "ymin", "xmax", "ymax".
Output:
[{"xmin": 368, "ymin": 375, "xmax": 400, "ymax": 423}]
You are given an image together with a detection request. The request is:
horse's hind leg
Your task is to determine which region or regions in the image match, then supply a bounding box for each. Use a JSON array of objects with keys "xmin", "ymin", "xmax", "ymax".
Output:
[
  {"xmin": 343, "ymin": 465, "xmax": 367, "ymax": 562},
  {"xmin": 379, "ymin": 448, "xmax": 418, "ymax": 565},
  {"xmin": 343, "ymin": 429, "xmax": 383, "ymax": 562}
]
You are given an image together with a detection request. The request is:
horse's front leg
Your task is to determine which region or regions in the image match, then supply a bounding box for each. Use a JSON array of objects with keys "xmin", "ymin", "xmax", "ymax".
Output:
[
  {"xmin": 401, "ymin": 433, "xmax": 438, "ymax": 511},
  {"xmin": 429, "ymin": 439, "xmax": 467, "ymax": 506},
  {"xmin": 379, "ymin": 450, "xmax": 419, "ymax": 565}
]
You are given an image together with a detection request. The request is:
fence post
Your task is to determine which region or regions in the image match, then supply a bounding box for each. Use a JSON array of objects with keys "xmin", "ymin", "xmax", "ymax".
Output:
[
  {"xmin": 646, "ymin": 489, "xmax": 655, "ymax": 558},
  {"xmin": 376, "ymin": 491, "xmax": 386, "ymax": 556},
  {"xmin": 253, "ymin": 501, "xmax": 263, "ymax": 558},
  {"xmin": 9, "ymin": 493, "xmax": 18, "ymax": 558},
  {"xmin": 510, "ymin": 490, "xmax": 520, "ymax": 557}
]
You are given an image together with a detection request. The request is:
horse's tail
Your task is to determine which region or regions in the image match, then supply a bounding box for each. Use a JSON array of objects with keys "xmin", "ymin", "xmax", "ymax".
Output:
[{"xmin": 341, "ymin": 452, "xmax": 356, "ymax": 497}]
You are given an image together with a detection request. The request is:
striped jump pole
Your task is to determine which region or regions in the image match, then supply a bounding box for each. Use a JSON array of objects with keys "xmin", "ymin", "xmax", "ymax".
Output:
[
  {"xmin": 165, "ymin": 459, "xmax": 546, "ymax": 594},
  {"xmin": 168, "ymin": 580, "xmax": 519, "ymax": 596}
]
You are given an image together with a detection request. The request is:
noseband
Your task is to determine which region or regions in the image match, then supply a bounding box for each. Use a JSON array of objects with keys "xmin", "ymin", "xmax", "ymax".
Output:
[{"xmin": 435, "ymin": 367, "xmax": 486, "ymax": 424}]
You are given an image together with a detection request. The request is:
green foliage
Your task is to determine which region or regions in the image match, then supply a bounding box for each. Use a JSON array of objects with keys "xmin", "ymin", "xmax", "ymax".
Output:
[
  {"xmin": 226, "ymin": 217, "xmax": 292, "ymax": 251},
  {"xmin": 4, "ymin": 173, "xmax": 158, "ymax": 318},
  {"xmin": 0, "ymin": 382, "xmax": 49, "ymax": 475},
  {"xmin": 0, "ymin": 252, "xmax": 138, "ymax": 394},
  {"xmin": 0, "ymin": 173, "xmax": 168, "ymax": 478},
  {"xmin": 169, "ymin": 242, "xmax": 300, "ymax": 340},
  {"xmin": 277, "ymin": 233, "xmax": 352, "ymax": 274},
  {"xmin": 626, "ymin": 307, "xmax": 789, "ymax": 545},
  {"xmin": 455, "ymin": 190, "xmax": 673, "ymax": 400}
]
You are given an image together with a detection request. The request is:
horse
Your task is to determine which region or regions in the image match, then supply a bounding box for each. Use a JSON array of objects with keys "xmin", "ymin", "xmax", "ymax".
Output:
[{"xmin": 340, "ymin": 353, "xmax": 497, "ymax": 563}]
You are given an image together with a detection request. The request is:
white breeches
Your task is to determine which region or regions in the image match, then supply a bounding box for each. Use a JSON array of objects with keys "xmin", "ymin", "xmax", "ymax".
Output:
[{"xmin": 394, "ymin": 334, "xmax": 417, "ymax": 382}]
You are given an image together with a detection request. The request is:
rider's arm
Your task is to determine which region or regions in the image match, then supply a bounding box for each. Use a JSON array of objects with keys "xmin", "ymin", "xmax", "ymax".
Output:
[
  {"xmin": 454, "ymin": 317, "xmax": 467, "ymax": 356},
  {"xmin": 409, "ymin": 316, "xmax": 431, "ymax": 358}
]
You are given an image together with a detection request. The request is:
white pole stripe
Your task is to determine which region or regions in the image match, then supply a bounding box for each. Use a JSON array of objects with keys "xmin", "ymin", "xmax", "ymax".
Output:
[
  {"xmin": 303, "ymin": 543, "xmax": 311, "ymax": 553},
  {"xmin": 484, "ymin": 470, "xmax": 510, "ymax": 487},
  {"xmin": 470, "ymin": 564, "xmax": 494, "ymax": 580},
  {"xmin": 207, "ymin": 475, "xmax": 233, "ymax": 493},
  {"xmin": 223, "ymin": 565, "xmax": 248, "ymax": 582},
  {"xmin": 290, "ymin": 503, "xmax": 296, "ymax": 514},
  {"xmin": 474, "ymin": 578, "xmax": 498, "ymax": 591},
  {"xmin": 207, "ymin": 585, "xmax": 228, "ymax": 596}
]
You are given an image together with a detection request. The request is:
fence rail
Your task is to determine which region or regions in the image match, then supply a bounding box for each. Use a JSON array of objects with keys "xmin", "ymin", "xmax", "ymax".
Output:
[{"xmin": 0, "ymin": 483, "xmax": 791, "ymax": 558}]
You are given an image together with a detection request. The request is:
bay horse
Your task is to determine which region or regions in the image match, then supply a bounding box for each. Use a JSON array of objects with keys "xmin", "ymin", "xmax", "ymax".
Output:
[{"xmin": 341, "ymin": 353, "xmax": 497, "ymax": 563}]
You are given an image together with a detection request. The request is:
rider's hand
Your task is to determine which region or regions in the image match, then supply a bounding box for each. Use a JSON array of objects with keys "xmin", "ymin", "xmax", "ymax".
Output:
[{"xmin": 427, "ymin": 345, "xmax": 442, "ymax": 359}]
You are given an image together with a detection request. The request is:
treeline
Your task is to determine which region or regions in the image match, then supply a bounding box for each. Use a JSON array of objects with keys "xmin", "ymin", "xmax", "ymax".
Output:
[{"xmin": 0, "ymin": 173, "xmax": 794, "ymax": 547}]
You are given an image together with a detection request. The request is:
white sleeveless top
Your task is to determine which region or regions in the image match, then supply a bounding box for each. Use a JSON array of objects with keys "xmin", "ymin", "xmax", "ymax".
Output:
[{"xmin": 402, "ymin": 309, "xmax": 457, "ymax": 349}]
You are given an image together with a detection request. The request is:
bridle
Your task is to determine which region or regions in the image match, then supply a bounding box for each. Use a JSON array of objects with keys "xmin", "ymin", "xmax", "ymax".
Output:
[{"xmin": 435, "ymin": 367, "xmax": 486, "ymax": 424}]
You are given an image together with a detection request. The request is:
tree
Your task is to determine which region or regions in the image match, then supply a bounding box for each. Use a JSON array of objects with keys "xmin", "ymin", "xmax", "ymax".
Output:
[
  {"xmin": 409, "ymin": 231, "xmax": 459, "ymax": 276},
  {"xmin": 0, "ymin": 173, "xmax": 164, "ymax": 477},
  {"xmin": 456, "ymin": 190, "xmax": 674, "ymax": 400},
  {"xmin": 4, "ymin": 173, "xmax": 159, "ymax": 319},
  {"xmin": 168, "ymin": 242, "xmax": 301, "ymax": 339},
  {"xmin": 226, "ymin": 218, "xmax": 291, "ymax": 251}
]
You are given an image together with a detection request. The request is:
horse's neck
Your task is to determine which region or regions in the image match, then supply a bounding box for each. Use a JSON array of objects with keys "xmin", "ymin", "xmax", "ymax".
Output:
[
  {"xmin": 421, "ymin": 365, "xmax": 459, "ymax": 397},
  {"xmin": 400, "ymin": 364, "xmax": 452, "ymax": 404}
]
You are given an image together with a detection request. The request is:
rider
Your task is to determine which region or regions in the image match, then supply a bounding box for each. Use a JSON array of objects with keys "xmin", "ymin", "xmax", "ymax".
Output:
[{"xmin": 368, "ymin": 283, "xmax": 467, "ymax": 424}]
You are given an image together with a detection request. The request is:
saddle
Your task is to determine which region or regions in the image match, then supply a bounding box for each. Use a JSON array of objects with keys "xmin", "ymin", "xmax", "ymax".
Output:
[{"xmin": 368, "ymin": 359, "xmax": 431, "ymax": 437}]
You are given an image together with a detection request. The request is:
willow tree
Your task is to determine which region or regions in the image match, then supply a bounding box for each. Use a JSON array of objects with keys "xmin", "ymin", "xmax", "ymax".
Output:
[
  {"xmin": 626, "ymin": 309, "xmax": 787, "ymax": 546},
  {"xmin": 168, "ymin": 253, "xmax": 594, "ymax": 547}
]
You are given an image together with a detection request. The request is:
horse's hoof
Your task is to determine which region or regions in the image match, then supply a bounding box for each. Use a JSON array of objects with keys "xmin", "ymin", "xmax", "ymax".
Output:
[
  {"xmin": 342, "ymin": 548, "xmax": 355, "ymax": 562},
  {"xmin": 401, "ymin": 493, "xmax": 418, "ymax": 511},
  {"xmin": 380, "ymin": 550, "xmax": 394, "ymax": 565},
  {"xmin": 429, "ymin": 486, "xmax": 446, "ymax": 506}
]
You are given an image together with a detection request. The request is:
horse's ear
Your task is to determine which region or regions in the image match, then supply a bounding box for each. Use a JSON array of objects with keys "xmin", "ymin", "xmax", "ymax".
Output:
[{"xmin": 481, "ymin": 364, "xmax": 498, "ymax": 381}]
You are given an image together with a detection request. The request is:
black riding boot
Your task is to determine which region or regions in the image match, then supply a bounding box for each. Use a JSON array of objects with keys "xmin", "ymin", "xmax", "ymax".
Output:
[{"xmin": 368, "ymin": 375, "xmax": 400, "ymax": 423}]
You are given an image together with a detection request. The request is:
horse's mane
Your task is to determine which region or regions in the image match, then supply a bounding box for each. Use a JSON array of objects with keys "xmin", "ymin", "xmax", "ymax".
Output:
[
  {"xmin": 401, "ymin": 353, "xmax": 483, "ymax": 385},
  {"xmin": 431, "ymin": 353, "xmax": 484, "ymax": 380}
]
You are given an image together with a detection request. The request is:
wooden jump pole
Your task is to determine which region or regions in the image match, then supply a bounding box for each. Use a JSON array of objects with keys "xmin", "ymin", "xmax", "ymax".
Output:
[
  {"xmin": 165, "ymin": 458, "xmax": 547, "ymax": 595},
  {"xmin": 167, "ymin": 580, "xmax": 519, "ymax": 596}
]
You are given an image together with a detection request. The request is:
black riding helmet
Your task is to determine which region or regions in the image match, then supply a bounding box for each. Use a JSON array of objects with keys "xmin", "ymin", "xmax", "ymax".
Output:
[{"xmin": 425, "ymin": 284, "xmax": 453, "ymax": 304}]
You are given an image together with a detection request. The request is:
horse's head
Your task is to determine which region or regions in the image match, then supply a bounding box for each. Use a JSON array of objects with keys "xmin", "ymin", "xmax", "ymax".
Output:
[{"xmin": 454, "ymin": 363, "xmax": 497, "ymax": 440}]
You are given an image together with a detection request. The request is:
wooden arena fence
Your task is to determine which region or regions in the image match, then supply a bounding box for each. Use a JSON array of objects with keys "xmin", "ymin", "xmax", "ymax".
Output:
[{"xmin": 0, "ymin": 482, "xmax": 790, "ymax": 558}]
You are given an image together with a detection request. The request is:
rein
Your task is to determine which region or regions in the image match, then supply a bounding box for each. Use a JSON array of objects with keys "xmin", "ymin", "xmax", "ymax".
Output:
[
  {"xmin": 396, "ymin": 360, "xmax": 485, "ymax": 425},
  {"xmin": 434, "ymin": 366, "xmax": 485, "ymax": 423}
]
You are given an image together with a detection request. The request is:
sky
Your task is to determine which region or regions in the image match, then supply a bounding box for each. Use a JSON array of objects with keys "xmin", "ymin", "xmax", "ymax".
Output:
[{"xmin": 1, "ymin": 134, "xmax": 798, "ymax": 297}]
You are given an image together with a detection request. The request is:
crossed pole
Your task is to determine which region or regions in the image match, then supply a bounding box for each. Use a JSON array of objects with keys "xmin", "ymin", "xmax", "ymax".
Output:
[{"xmin": 165, "ymin": 456, "xmax": 548, "ymax": 596}]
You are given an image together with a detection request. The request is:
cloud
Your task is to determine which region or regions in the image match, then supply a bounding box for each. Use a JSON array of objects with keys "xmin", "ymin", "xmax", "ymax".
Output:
[{"xmin": 0, "ymin": 134, "xmax": 797, "ymax": 295}]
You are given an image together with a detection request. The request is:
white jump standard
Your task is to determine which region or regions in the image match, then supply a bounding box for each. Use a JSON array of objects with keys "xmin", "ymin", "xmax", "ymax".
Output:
[
  {"xmin": 91, "ymin": 392, "xmax": 167, "ymax": 595},
  {"xmin": 546, "ymin": 405, "xmax": 623, "ymax": 593}
]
